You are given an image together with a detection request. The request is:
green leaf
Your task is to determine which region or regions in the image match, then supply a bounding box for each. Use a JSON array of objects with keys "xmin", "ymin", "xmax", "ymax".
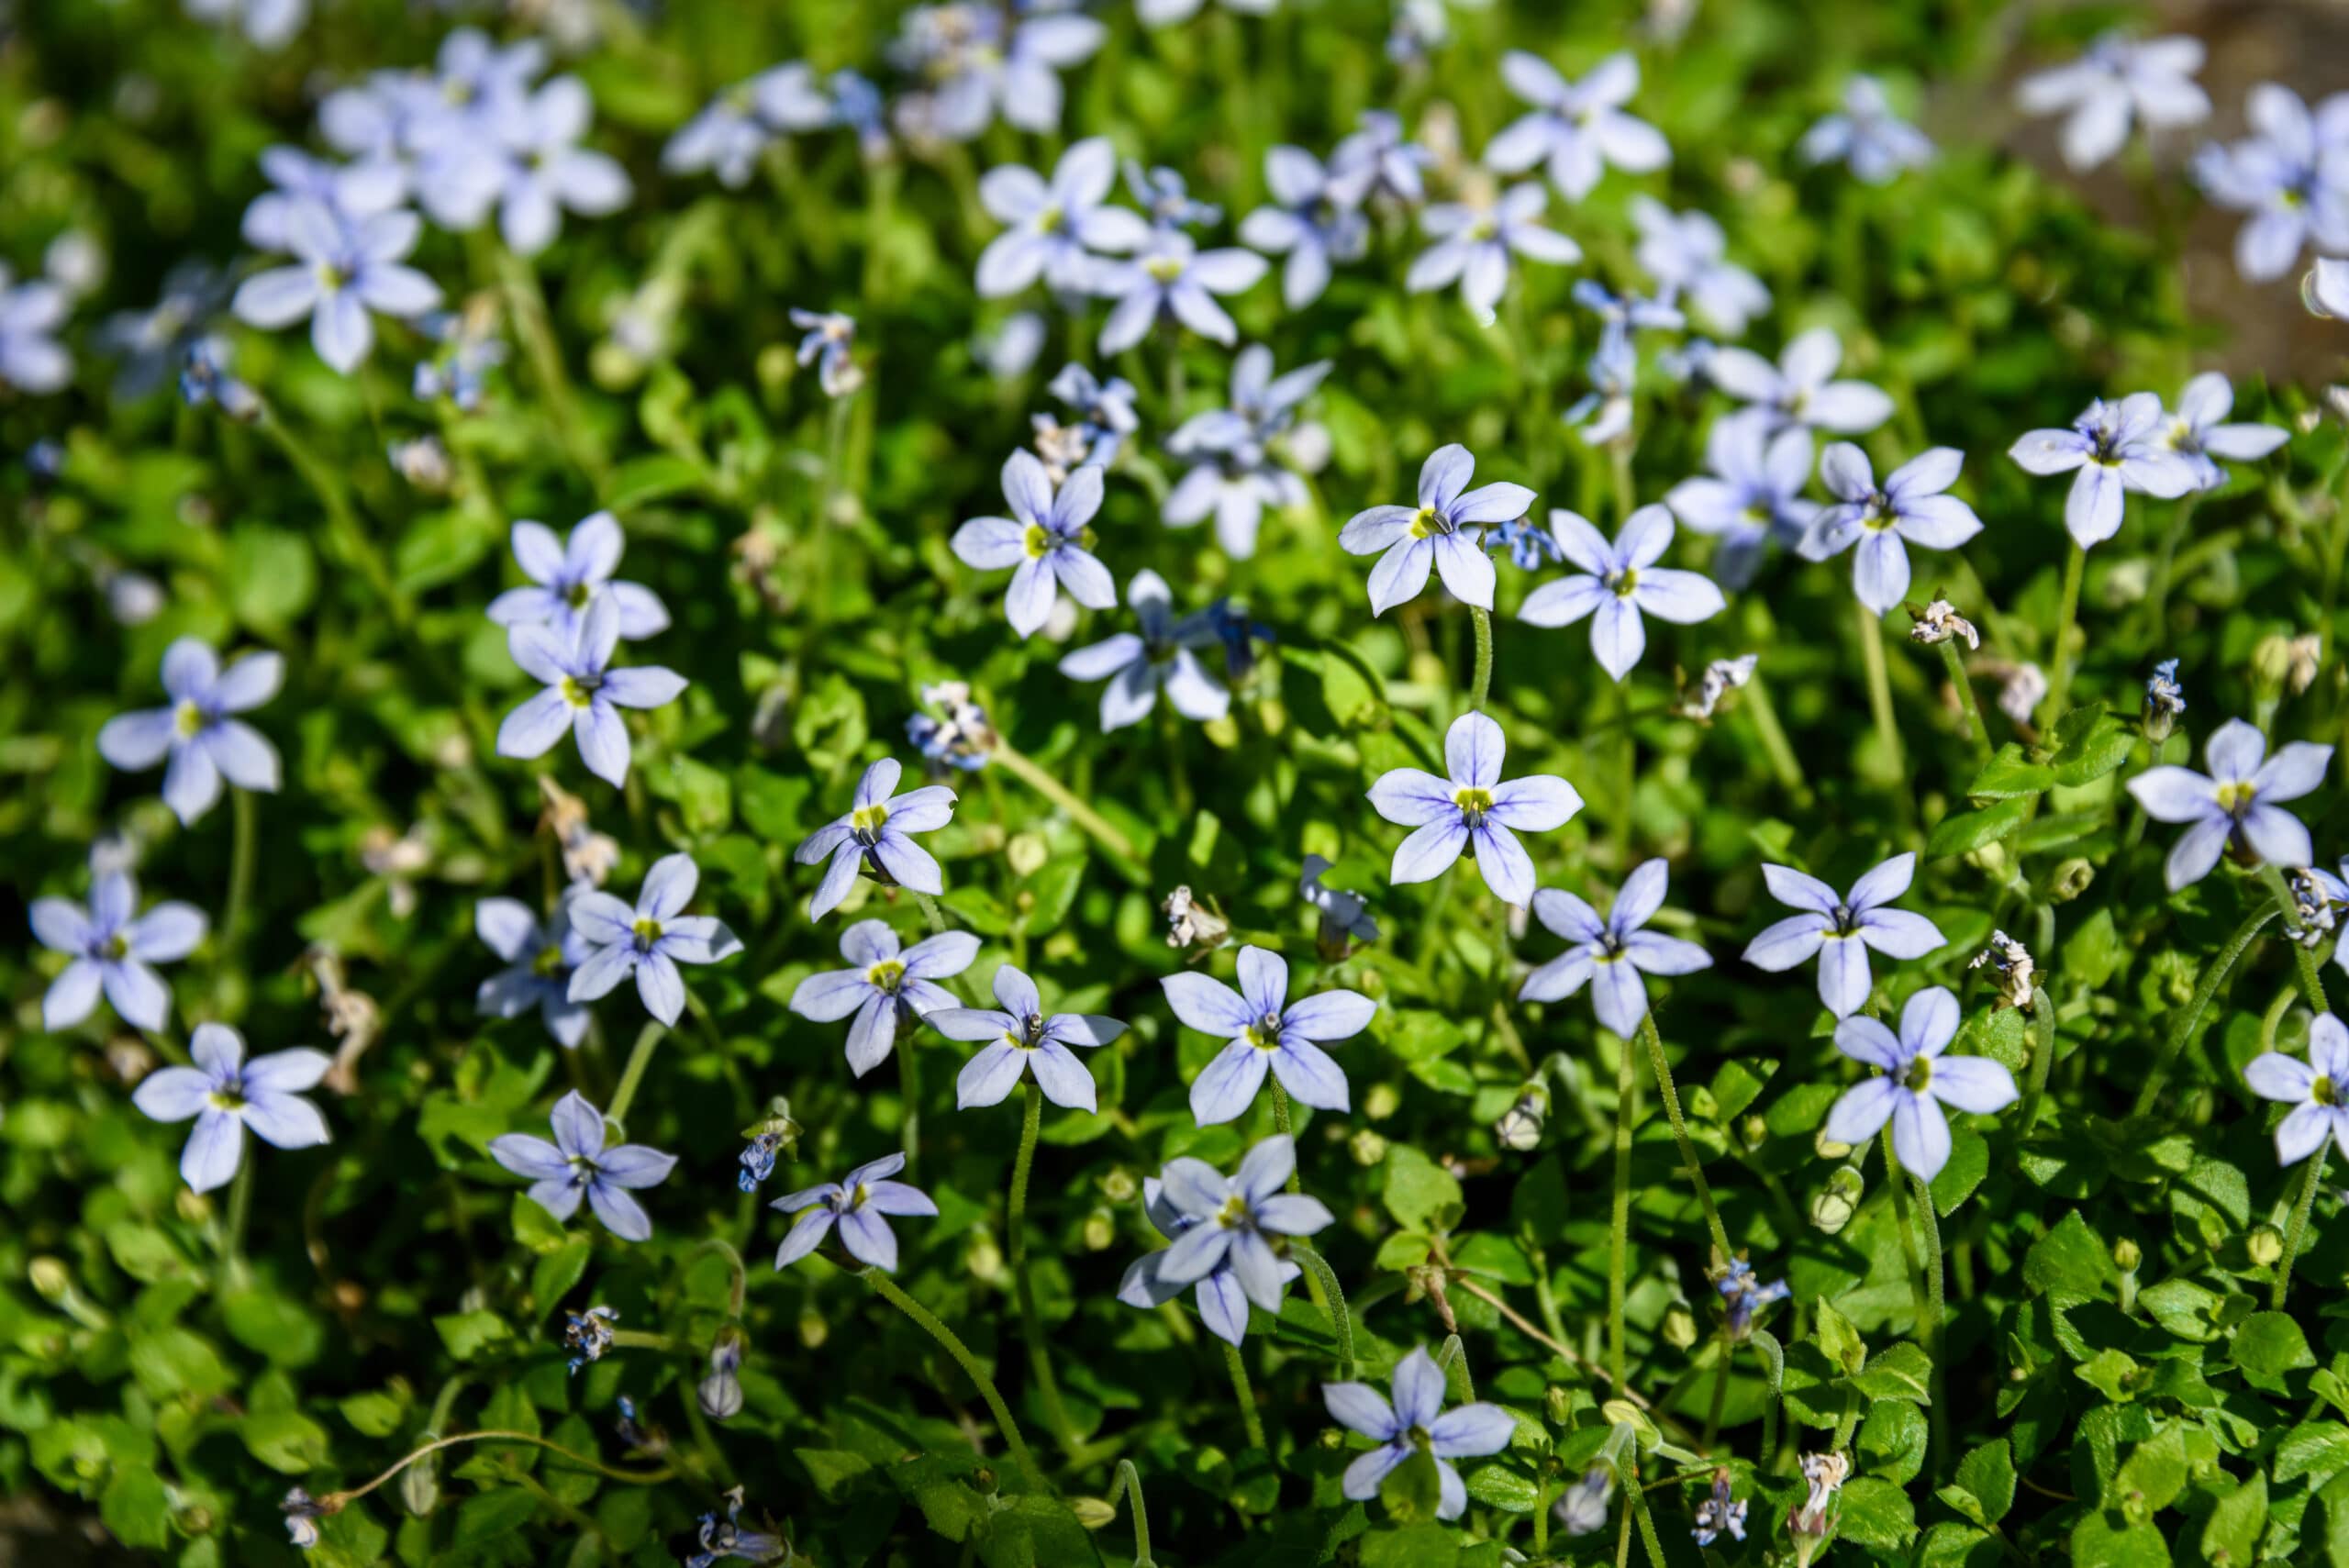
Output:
[
  {"xmin": 2050, "ymin": 710, "xmax": 2138, "ymax": 786},
  {"xmin": 1860, "ymin": 1400, "xmax": 1930, "ymax": 1486},
  {"xmin": 2199, "ymin": 1471, "xmax": 2265, "ymax": 1566},
  {"xmin": 529, "ymin": 1240, "xmax": 593, "ymax": 1322},
  {"xmin": 1954, "ymin": 1439, "xmax": 2016, "ymax": 1527},
  {"xmin": 2229, "ymin": 1311, "xmax": 2314, "ymax": 1385},
  {"xmin": 1835, "ymin": 1476, "xmax": 1919, "ymax": 1551},
  {"xmin": 453, "ymin": 1486, "xmax": 541, "ymax": 1549},
  {"xmin": 796, "ymin": 1448, "xmax": 875, "ymax": 1501},
  {"xmin": 1930, "ymin": 1125, "xmax": 1989, "ymax": 1216},
  {"xmin": 434, "ymin": 1309, "xmax": 516, "ymax": 1362},
  {"xmin": 1814, "ymin": 1298, "xmax": 1868, "ymax": 1377},
  {"xmin": 2024, "ymin": 1210, "xmax": 2115, "ymax": 1297},
  {"xmin": 1464, "ymin": 1461, "xmax": 1541, "ymax": 1513},
  {"xmin": 2138, "ymin": 1278, "xmax": 2224, "ymax": 1342},
  {"xmin": 241, "ymin": 1409, "xmax": 330, "ymax": 1473},
  {"xmin": 1381, "ymin": 1144, "xmax": 1464, "ymax": 1234},
  {"xmin": 226, "ymin": 524, "xmax": 318, "ymax": 630},
  {"xmin": 338, "ymin": 1390, "xmax": 408, "ymax": 1440},
  {"xmin": 1361, "ymin": 1523, "xmax": 1459, "ymax": 1568},
  {"xmin": 2274, "ymin": 1421, "xmax": 2349, "ymax": 1487},
  {"xmin": 604, "ymin": 453, "xmax": 707, "ymax": 509},
  {"xmin": 2112, "ymin": 1424, "xmax": 2187, "ymax": 1515},
  {"xmin": 2076, "ymin": 1348, "xmax": 2144, "ymax": 1403},
  {"xmin": 2070, "ymin": 1511, "xmax": 2174, "ymax": 1568},
  {"xmin": 1378, "ymin": 1445, "xmax": 1444, "ymax": 1525},
  {"xmin": 1926, "ymin": 796, "xmax": 2033, "ymax": 858},
  {"xmin": 99, "ymin": 1464, "xmax": 173, "ymax": 1550},
  {"xmin": 1852, "ymin": 1341, "xmax": 1934, "ymax": 1404},
  {"xmin": 1966, "ymin": 745, "xmax": 2055, "ymax": 800}
]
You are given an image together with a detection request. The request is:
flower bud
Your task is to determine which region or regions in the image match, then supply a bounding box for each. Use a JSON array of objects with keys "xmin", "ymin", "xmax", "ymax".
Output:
[
  {"xmin": 1495, "ymin": 1085, "xmax": 1549, "ymax": 1151},
  {"xmin": 1099, "ymin": 1167, "xmax": 1138, "ymax": 1204},
  {"xmin": 1544, "ymin": 1385, "xmax": 1573, "ymax": 1426},
  {"xmin": 2111, "ymin": 1238, "xmax": 2142, "ymax": 1273},
  {"xmin": 966, "ymin": 1232, "xmax": 1006, "ymax": 1284},
  {"xmin": 1739, "ymin": 1115, "xmax": 1767, "ymax": 1151},
  {"xmin": 697, "ymin": 1327, "xmax": 745, "ymax": 1421},
  {"xmin": 2254, "ymin": 634, "xmax": 2296, "ymax": 695},
  {"xmin": 28, "ymin": 1258, "xmax": 69, "ymax": 1301},
  {"xmin": 2247, "ymin": 1226, "xmax": 2285, "ymax": 1267},
  {"xmin": 1364, "ymin": 1083, "xmax": 1402, "ymax": 1121},
  {"xmin": 2049, "ymin": 859, "xmax": 2095, "ymax": 902},
  {"xmin": 1349, "ymin": 1128, "xmax": 1389, "ymax": 1166},
  {"xmin": 1813, "ymin": 1126, "xmax": 1854, "ymax": 1162},
  {"xmin": 1810, "ymin": 1167, "xmax": 1865, "ymax": 1234},
  {"xmin": 797, "ymin": 1308, "xmax": 829, "ymax": 1351},
  {"xmin": 1006, "ymin": 832, "xmax": 1050, "ymax": 878},
  {"xmin": 1661, "ymin": 1304, "xmax": 1698, "ymax": 1351},
  {"xmin": 1081, "ymin": 1209, "xmax": 1114, "ymax": 1252},
  {"xmin": 1069, "ymin": 1497, "xmax": 1117, "ymax": 1529}
]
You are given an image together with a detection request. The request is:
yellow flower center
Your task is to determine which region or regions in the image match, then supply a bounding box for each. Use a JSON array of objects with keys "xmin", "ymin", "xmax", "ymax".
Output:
[
  {"xmin": 173, "ymin": 699, "xmax": 206, "ymax": 739},
  {"xmin": 1454, "ymin": 785, "xmax": 1495, "ymax": 826},
  {"xmin": 867, "ymin": 958, "xmax": 906, "ymax": 993},
  {"xmin": 1022, "ymin": 523, "xmax": 1056, "ymax": 559}
]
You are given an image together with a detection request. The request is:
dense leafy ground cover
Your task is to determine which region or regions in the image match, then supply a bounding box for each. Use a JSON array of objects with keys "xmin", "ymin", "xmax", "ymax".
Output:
[{"xmin": 5, "ymin": 1, "xmax": 2349, "ymax": 1564}]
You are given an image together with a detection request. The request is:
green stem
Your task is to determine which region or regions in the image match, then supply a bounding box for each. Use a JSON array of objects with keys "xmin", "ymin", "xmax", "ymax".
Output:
[
  {"xmin": 1469, "ymin": 605, "xmax": 1494, "ymax": 714},
  {"xmin": 1615, "ymin": 675, "xmax": 1637, "ymax": 867},
  {"xmin": 1882, "ymin": 1127, "xmax": 1932, "ymax": 1336},
  {"xmin": 605, "ymin": 1021, "xmax": 667, "ymax": 1129},
  {"xmin": 2143, "ymin": 493, "xmax": 2199, "ymax": 642},
  {"xmin": 1609, "ymin": 1035, "xmax": 1636, "ymax": 1391},
  {"xmin": 1755, "ymin": 1340, "xmax": 1780, "ymax": 1474},
  {"xmin": 496, "ymin": 244, "xmax": 606, "ymax": 489},
  {"xmin": 2133, "ymin": 904, "xmax": 2284, "ymax": 1116},
  {"xmin": 2260, "ymin": 864, "xmax": 2332, "ymax": 1016},
  {"xmin": 1010, "ymin": 1081, "xmax": 1079, "ymax": 1452},
  {"xmin": 1624, "ymin": 1462, "xmax": 1672, "ymax": 1568},
  {"xmin": 2018, "ymin": 987, "xmax": 2057, "ymax": 1136},
  {"xmin": 1855, "ymin": 595, "xmax": 1906, "ymax": 784},
  {"xmin": 993, "ymin": 743, "xmax": 1147, "ymax": 883},
  {"xmin": 1741, "ymin": 667, "xmax": 1812, "ymax": 806},
  {"xmin": 864, "ymin": 1269, "xmax": 1044, "ymax": 1488},
  {"xmin": 2274, "ymin": 1142, "xmax": 2330, "ymax": 1310},
  {"xmin": 2043, "ymin": 541, "xmax": 2087, "ymax": 724},
  {"xmin": 317, "ymin": 1430, "xmax": 670, "ymax": 1510},
  {"xmin": 223, "ymin": 785, "xmax": 258, "ymax": 962},
  {"xmin": 1291, "ymin": 1241, "xmax": 1354, "ymax": 1378},
  {"xmin": 1270, "ymin": 1077, "xmax": 1302, "ymax": 1193},
  {"xmin": 1635, "ymin": 1015, "xmax": 1731, "ymax": 1263},
  {"xmin": 257, "ymin": 401, "xmax": 410, "ymax": 625},
  {"xmin": 1911, "ymin": 1170, "xmax": 1950, "ymax": 1478},
  {"xmin": 1223, "ymin": 1339, "xmax": 1266, "ymax": 1451},
  {"xmin": 1436, "ymin": 1333, "xmax": 1475, "ymax": 1402},
  {"xmin": 1702, "ymin": 1328, "xmax": 1731, "ymax": 1450},
  {"xmin": 818, "ymin": 392, "xmax": 854, "ymax": 530},
  {"xmin": 1934, "ymin": 638, "xmax": 1993, "ymax": 765},
  {"xmin": 1112, "ymin": 1459, "xmax": 1156, "ymax": 1567},
  {"xmin": 220, "ymin": 1153, "xmax": 256, "ymax": 1291}
]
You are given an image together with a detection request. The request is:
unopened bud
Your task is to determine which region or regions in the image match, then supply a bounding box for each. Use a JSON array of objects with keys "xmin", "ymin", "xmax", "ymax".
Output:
[
  {"xmin": 798, "ymin": 1308, "xmax": 829, "ymax": 1351},
  {"xmin": 1544, "ymin": 1385, "xmax": 1573, "ymax": 1426},
  {"xmin": 1070, "ymin": 1496, "xmax": 1117, "ymax": 1529},
  {"xmin": 1813, "ymin": 1127, "xmax": 1854, "ymax": 1162},
  {"xmin": 967, "ymin": 1232, "xmax": 1005, "ymax": 1283},
  {"xmin": 1364, "ymin": 1083, "xmax": 1402, "ymax": 1121},
  {"xmin": 1495, "ymin": 1084, "xmax": 1548, "ymax": 1151},
  {"xmin": 1350, "ymin": 1128, "xmax": 1389, "ymax": 1166},
  {"xmin": 1099, "ymin": 1167, "xmax": 1137, "ymax": 1204},
  {"xmin": 2111, "ymin": 1238, "xmax": 2142, "ymax": 1273},
  {"xmin": 2049, "ymin": 859, "xmax": 2095, "ymax": 902},
  {"xmin": 1006, "ymin": 832, "xmax": 1050, "ymax": 878},
  {"xmin": 1811, "ymin": 1167, "xmax": 1865, "ymax": 1234},
  {"xmin": 1739, "ymin": 1116, "xmax": 1767, "ymax": 1151},
  {"xmin": 28, "ymin": 1258, "xmax": 69, "ymax": 1301},
  {"xmin": 1082, "ymin": 1210, "xmax": 1114, "ymax": 1252},
  {"xmin": 1661, "ymin": 1304, "xmax": 1698, "ymax": 1351},
  {"xmin": 2247, "ymin": 1227, "xmax": 2285, "ymax": 1267}
]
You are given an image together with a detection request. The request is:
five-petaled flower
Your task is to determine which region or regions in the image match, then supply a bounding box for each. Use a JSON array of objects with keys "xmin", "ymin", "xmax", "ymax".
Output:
[
  {"xmin": 1094, "ymin": 233, "xmax": 1267, "ymax": 354},
  {"xmin": 230, "ymin": 198, "xmax": 440, "ymax": 373},
  {"xmin": 789, "ymin": 918, "xmax": 978, "ymax": 1077},
  {"xmin": 2015, "ymin": 34, "xmax": 2209, "ymax": 173},
  {"xmin": 952, "ymin": 450, "xmax": 1118, "ymax": 639},
  {"xmin": 1664, "ymin": 413, "xmax": 1817, "ymax": 590},
  {"xmin": 474, "ymin": 895, "xmax": 590, "ymax": 1047},
  {"xmin": 1322, "ymin": 1346, "xmax": 1517, "ymax": 1519},
  {"xmin": 2009, "ymin": 394, "xmax": 2201, "ymax": 550},
  {"xmin": 2126, "ymin": 717, "xmax": 2332, "ymax": 891},
  {"xmin": 98, "ymin": 638, "xmax": 284, "ymax": 826},
  {"xmin": 1340, "ymin": 444, "xmax": 1531, "ymax": 617},
  {"xmin": 1706, "ymin": 328, "xmax": 1893, "ymax": 437},
  {"xmin": 1822, "ymin": 985, "xmax": 2018, "ymax": 1180},
  {"xmin": 2245, "ymin": 1011, "xmax": 2349, "ymax": 1166},
  {"xmin": 931, "ymin": 963, "xmax": 1127, "ymax": 1112},
  {"xmin": 975, "ymin": 137, "xmax": 1151, "ymax": 298},
  {"xmin": 1120, "ymin": 1135, "xmax": 1330, "ymax": 1343},
  {"xmin": 794, "ymin": 757, "xmax": 958, "ymax": 921},
  {"xmin": 486, "ymin": 512, "xmax": 671, "ymax": 643},
  {"xmin": 1520, "ymin": 506, "xmax": 1727, "ymax": 681},
  {"xmin": 1520, "ymin": 860, "xmax": 1711, "ymax": 1038},
  {"xmin": 496, "ymin": 592, "xmax": 686, "ymax": 788},
  {"xmin": 490, "ymin": 1089, "xmax": 677, "ymax": 1242},
  {"xmin": 771, "ymin": 1151, "xmax": 935, "ymax": 1273},
  {"xmin": 1164, "ymin": 944, "xmax": 1376, "ymax": 1125},
  {"xmin": 567, "ymin": 853, "xmax": 742, "ymax": 1026},
  {"xmin": 1742, "ymin": 853, "xmax": 1945, "ymax": 1018},
  {"xmin": 1406, "ymin": 183, "xmax": 1580, "ymax": 325},
  {"xmin": 2154, "ymin": 373, "xmax": 2289, "ymax": 491},
  {"xmin": 132, "ymin": 1022, "xmax": 331, "ymax": 1194},
  {"xmin": 1802, "ymin": 444, "xmax": 1984, "ymax": 616},
  {"xmin": 32, "ymin": 864, "xmax": 206, "ymax": 1032},
  {"xmin": 1368, "ymin": 710, "xmax": 1583, "ymax": 906}
]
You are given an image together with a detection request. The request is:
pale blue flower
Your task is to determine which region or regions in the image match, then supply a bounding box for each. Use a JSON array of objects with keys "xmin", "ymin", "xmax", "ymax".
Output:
[
  {"xmin": 2017, "ymin": 34, "xmax": 2209, "ymax": 173},
  {"xmin": 1520, "ymin": 506, "xmax": 1727, "ymax": 680},
  {"xmin": 1407, "ymin": 183, "xmax": 1580, "ymax": 325},
  {"xmin": 931, "ymin": 963, "xmax": 1126, "ymax": 1112},
  {"xmin": 893, "ymin": 5, "xmax": 1103, "ymax": 140},
  {"xmin": 567, "ymin": 853, "xmax": 741, "ymax": 1027},
  {"xmin": 1715, "ymin": 1258, "xmax": 1789, "ymax": 1340},
  {"xmin": 1119, "ymin": 1135, "xmax": 1329, "ymax": 1344},
  {"xmin": 32, "ymin": 865, "xmax": 206, "ymax": 1032},
  {"xmin": 486, "ymin": 513, "xmax": 670, "ymax": 643},
  {"xmin": 2009, "ymin": 394, "xmax": 2203, "ymax": 549},
  {"xmin": 1631, "ymin": 198, "xmax": 1771, "ymax": 337},
  {"xmin": 1323, "ymin": 1347, "xmax": 1516, "ymax": 1519},
  {"xmin": 663, "ymin": 65, "xmax": 831, "ymax": 188},
  {"xmin": 1799, "ymin": 76, "xmax": 1935, "ymax": 183},
  {"xmin": 1060, "ymin": 570, "xmax": 1230, "ymax": 731},
  {"xmin": 2126, "ymin": 717, "xmax": 2332, "ymax": 891},
  {"xmin": 977, "ymin": 138, "xmax": 1152, "ymax": 298},
  {"xmin": 475, "ymin": 895, "xmax": 590, "ymax": 1048},
  {"xmin": 1520, "ymin": 860, "xmax": 1710, "ymax": 1038},
  {"xmin": 1803, "ymin": 443, "xmax": 1983, "ymax": 616},
  {"xmin": 410, "ymin": 307, "xmax": 507, "ymax": 409},
  {"xmin": 495, "ymin": 593, "xmax": 688, "ymax": 788},
  {"xmin": 1043, "ymin": 363, "xmax": 1140, "ymax": 468},
  {"xmin": 1693, "ymin": 1472, "xmax": 1748, "ymax": 1546},
  {"xmin": 132, "ymin": 1022, "xmax": 330, "ymax": 1194},
  {"xmin": 951, "ymin": 449, "xmax": 1118, "ymax": 637},
  {"xmin": 789, "ymin": 309, "xmax": 860, "ymax": 397},
  {"xmin": 794, "ymin": 758, "xmax": 959, "ymax": 921},
  {"xmin": 100, "ymin": 261, "xmax": 226, "ymax": 400},
  {"xmin": 491, "ymin": 1089, "xmax": 676, "ymax": 1241},
  {"xmin": 2203, "ymin": 89, "xmax": 2349, "ymax": 280},
  {"xmin": 1664, "ymin": 412, "xmax": 1818, "ymax": 589},
  {"xmin": 486, "ymin": 76, "xmax": 633, "ymax": 256},
  {"xmin": 1367, "ymin": 710, "xmax": 1582, "ymax": 906},
  {"xmin": 789, "ymin": 917, "xmax": 978, "ymax": 1076},
  {"xmin": 0, "ymin": 266, "xmax": 72, "ymax": 394},
  {"xmin": 1823, "ymin": 985, "xmax": 2017, "ymax": 1180},
  {"xmin": 1706, "ymin": 328, "xmax": 1892, "ymax": 436},
  {"xmin": 771, "ymin": 1151, "xmax": 935, "ymax": 1273},
  {"xmin": 97, "ymin": 638, "xmax": 284, "ymax": 825},
  {"xmin": 1330, "ymin": 111, "xmax": 1431, "ymax": 206},
  {"xmin": 1125, "ymin": 161, "xmax": 1222, "ymax": 232},
  {"xmin": 241, "ymin": 147, "xmax": 406, "ymax": 253},
  {"xmin": 1240, "ymin": 146, "xmax": 1370, "ymax": 308},
  {"xmin": 231, "ymin": 199, "xmax": 440, "ymax": 374},
  {"xmin": 1484, "ymin": 51, "xmax": 1670, "ymax": 200},
  {"xmin": 1742, "ymin": 853, "xmax": 1944, "ymax": 1018},
  {"xmin": 2246, "ymin": 1012, "xmax": 2349, "ymax": 1165},
  {"xmin": 1340, "ymin": 444, "xmax": 1531, "ymax": 615},
  {"xmin": 2154, "ymin": 373, "xmax": 2289, "ymax": 490},
  {"xmin": 1164, "ymin": 945, "xmax": 1375, "ymax": 1124},
  {"xmin": 1095, "ymin": 234, "xmax": 1268, "ymax": 353}
]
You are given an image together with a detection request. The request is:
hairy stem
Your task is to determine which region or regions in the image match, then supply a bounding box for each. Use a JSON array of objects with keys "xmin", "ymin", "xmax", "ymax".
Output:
[
  {"xmin": 2134, "ymin": 904, "xmax": 2284, "ymax": 1116},
  {"xmin": 2259, "ymin": 863, "xmax": 2332, "ymax": 1017},
  {"xmin": 1111, "ymin": 1459, "xmax": 1155, "ymax": 1566},
  {"xmin": 1609, "ymin": 1036, "xmax": 1636, "ymax": 1391},
  {"xmin": 2043, "ymin": 540, "xmax": 2086, "ymax": 723},
  {"xmin": 2274, "ymin": 1142, "xmax": 2330, "ymax": 1310},
  {"xmin": 994, "ymin": 742, "xmax": 1147, "ymax": 882},
  {"xmin": 1291, "ymin": 1241, "xmax": 1354, "ymax": 1378},
  {"xmin": 1223, "ymin": 1338, "xmax": 1266, "ymax": 1451},
  {"xmin": 864, "ymin": 1269, "xmax": 1043, "ymax": 1489},
  {"xmin": 317, "ymin": 1430, "xmax": 671, "ymax": 1510},
  {"xmin": 605, "ymin": 1021, "xmax": 668, "ymax": 1130},
  {"xmin": 2018, "ymin": 986, "xmax": 2058, "ymax": 1136},
  {"xmin": 1856, "ymin": 595, "xmax": 1906, "ymax": 785},
  {"xmin": 1010, "ymin": 1081, "xmax": 1079, "ymax": 1452},
  {"xmin": 1637, "ymin": 1015, "xmax": 1731, "ymax": 1263},
  {"xmin": 1933, "ymin": 638, "xmax": 1993, "ymax": 765},
  {"xmin": 1741, "ymin": 668, "xmax": 1812, "ymax": 806},
  {"xmin": 1469, "ymin": 605, "xmax": 1494, "ymax": 714}
]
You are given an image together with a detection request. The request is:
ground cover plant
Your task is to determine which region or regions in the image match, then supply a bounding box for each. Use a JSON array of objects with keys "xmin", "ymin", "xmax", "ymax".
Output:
[{"xmin": 6, "ymin": 0, "xmax": 2349, "ymax": 1564}]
